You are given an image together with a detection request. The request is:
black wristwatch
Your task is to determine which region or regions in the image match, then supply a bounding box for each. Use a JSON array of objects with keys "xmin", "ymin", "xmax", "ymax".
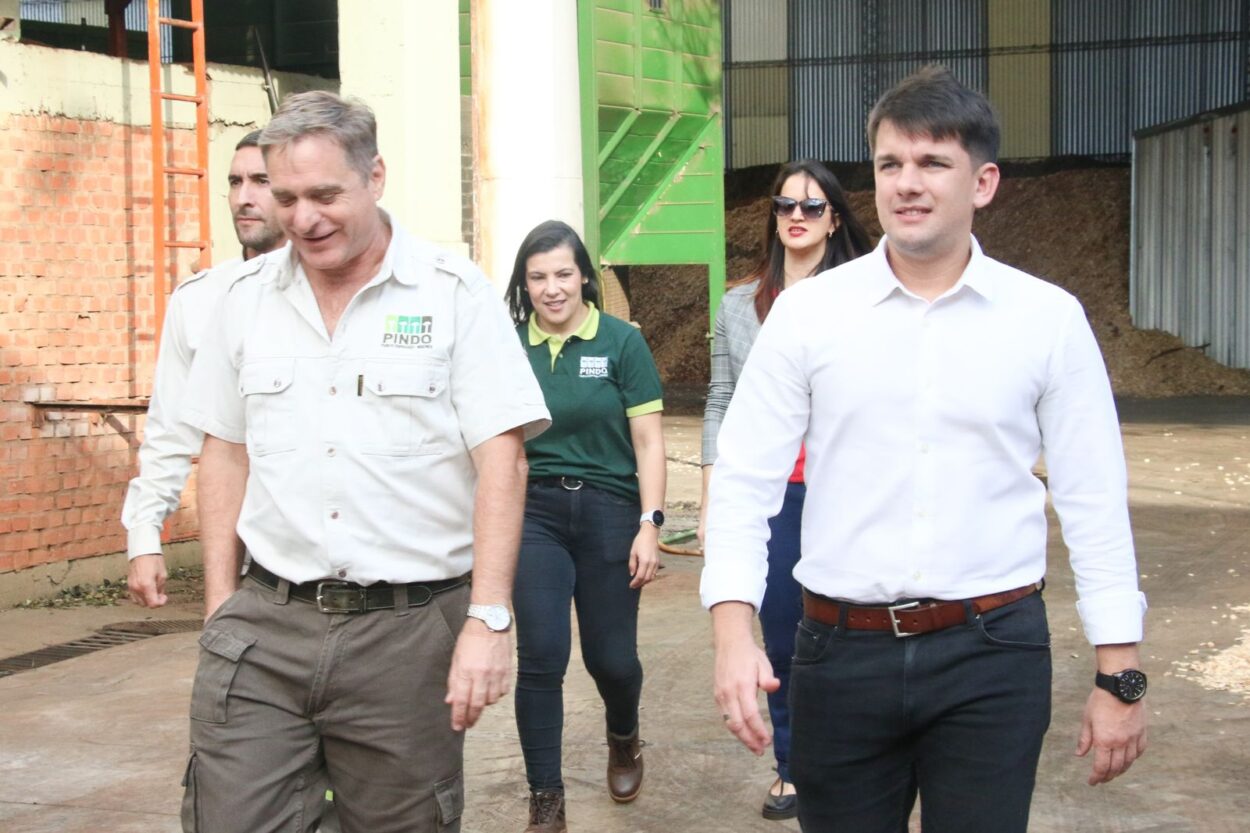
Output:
[{"xmin": 1095, "ymin": 669, "xmax": 1148, "ymax": 703}]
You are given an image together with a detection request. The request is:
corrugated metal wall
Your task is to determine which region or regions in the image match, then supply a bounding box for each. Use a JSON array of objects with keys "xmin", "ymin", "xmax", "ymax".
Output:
[
  {"xmin": 1131, "ymin": 105, "xmax": 1250, "ymax": 369},
  {"xmin": 1052, "ymin": 0, "xmax": 1246, "ymax": 156},
  {"xmin": 723, "ymin": 0, "xmax": 1249, "ymax": 167}
]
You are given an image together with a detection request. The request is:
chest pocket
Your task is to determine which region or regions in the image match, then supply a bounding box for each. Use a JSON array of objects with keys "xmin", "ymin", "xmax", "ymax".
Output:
[
  {"xmin": 359, "ymin": 359, "xmax": 452, "ymax": 456},
  {"xmin": 238, "ymin": 359, "xmax": 297, "ymax": 456}
]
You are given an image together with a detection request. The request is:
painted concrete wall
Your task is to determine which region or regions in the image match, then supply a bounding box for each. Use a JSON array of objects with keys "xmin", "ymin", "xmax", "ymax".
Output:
[
  {"xmin": 339, "ymin": 0, "xmax": 467, "ymax": 257},
  {"xmin": 988, "ymin": 0, "xmax": 1051, "ymax": 160}
]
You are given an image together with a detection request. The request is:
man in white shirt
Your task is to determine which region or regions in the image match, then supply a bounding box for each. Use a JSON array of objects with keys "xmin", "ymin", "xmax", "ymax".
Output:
[
  {"xmin": 121, "ymin": 129, "xmax": 286, "ymax": 606},
  {"xmin": 703, "ymin": 66, "xmax": 1148, "ymax": 831},
  {"xmin": 178, "ymin": 91, "xmax": 550, "ymax": 833}
]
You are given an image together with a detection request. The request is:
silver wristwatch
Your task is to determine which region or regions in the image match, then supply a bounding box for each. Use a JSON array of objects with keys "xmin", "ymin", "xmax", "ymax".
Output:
[{"xmin": 466, "ymin": 603, "xmax": 512, "ymax": 632}]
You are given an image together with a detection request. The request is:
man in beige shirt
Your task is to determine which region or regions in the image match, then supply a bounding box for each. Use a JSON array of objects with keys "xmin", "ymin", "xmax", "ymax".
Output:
[{"xmin": 179, "ymin": 91, "xmax": 549, "ymax": 833}]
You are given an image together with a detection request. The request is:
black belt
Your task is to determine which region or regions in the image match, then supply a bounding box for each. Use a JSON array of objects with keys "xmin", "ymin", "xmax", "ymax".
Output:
[
  {"xmin": 246, "ymin": 560, "xmax": 470, "ymax": 614},
  {"xmin": 531, "ymin": 476, "xmax": 586, "ymax": 491}
]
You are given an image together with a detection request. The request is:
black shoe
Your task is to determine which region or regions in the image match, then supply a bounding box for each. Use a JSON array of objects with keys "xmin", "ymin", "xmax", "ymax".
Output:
[{"xmin": 761, "ymin": 778, "xmax": 798, "ymax": 820}]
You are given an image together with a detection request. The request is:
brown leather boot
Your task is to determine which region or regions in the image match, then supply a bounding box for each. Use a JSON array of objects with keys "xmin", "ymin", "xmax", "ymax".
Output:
[
  {"xmin": 606, "ymin": 728, "xmax": 644, "ymax": 803},
  {"xmin": 525, "ymin": 789, "xmax": 566, "ymax": 832}
]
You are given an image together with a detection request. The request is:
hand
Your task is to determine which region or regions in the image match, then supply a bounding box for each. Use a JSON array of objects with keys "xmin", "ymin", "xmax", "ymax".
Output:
[
  {"xmin": 127, "ymin": 553, "xmax": 168, "ymax": 608},
  {"xmin": 1076, "ymin": 688, "xmax": 1148, "ymax": 785},
  {"xmin": 629, "ymin": 525, "xmax": 661, "ymax": 589},
  {"xmin": 445, "ymin": 618, "xmax": 512, "ymax": 731},
  {"xmin": 712, "ymin": 603, "xmax": 779, "ymax": 755}
]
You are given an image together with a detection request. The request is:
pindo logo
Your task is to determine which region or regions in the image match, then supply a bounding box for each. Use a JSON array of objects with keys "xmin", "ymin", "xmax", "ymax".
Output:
[{"xmin": 382, "ymin": 314, "xmax": 434, "ymax": 348}]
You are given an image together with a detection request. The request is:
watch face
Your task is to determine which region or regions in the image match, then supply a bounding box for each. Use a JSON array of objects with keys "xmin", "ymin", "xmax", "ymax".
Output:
[
  {"xmin": 653, "ymin": 510, "xmax": 665, "ymax": 528},
  {"xmin": 483, "ymin": 605, "xmax": 511, "ymax": 632},
  {"xmin": 1116, "ymin": 670, "xmax": 1147, "ymax": 701}
]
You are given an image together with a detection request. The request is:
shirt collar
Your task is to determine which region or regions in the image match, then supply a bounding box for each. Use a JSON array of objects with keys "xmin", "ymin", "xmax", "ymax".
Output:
[
  {"xmin": 867, "ymin": 234, "xmax": 996, "ymax": 305},
  {"xmin": 274, "ymin": 210, "xmax": 402, "ymax": 290},
  {"xmin": 528, "ymin": 302, "xmax": 600, "ymax": 346}
]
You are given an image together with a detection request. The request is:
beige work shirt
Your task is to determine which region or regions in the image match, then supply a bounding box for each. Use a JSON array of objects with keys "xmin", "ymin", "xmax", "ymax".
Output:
[{"xmin": 181, "ymin": 219, "xmax": 550, "ymax": 584}]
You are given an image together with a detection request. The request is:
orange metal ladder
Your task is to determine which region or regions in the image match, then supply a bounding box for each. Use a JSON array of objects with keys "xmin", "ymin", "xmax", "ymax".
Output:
[{"xmin": 146, "ymin": 0, "xmax": 210, "ymax": 346}]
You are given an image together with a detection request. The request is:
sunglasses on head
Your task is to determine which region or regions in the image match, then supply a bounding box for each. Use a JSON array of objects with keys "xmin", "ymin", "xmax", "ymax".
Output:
[{"xmin": 772, "ymin": 196, "xmax": 829, "ymax": 221}]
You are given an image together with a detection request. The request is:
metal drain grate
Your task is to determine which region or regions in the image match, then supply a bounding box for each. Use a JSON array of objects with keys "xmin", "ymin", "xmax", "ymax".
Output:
[{"xmin": 0, "ymin": 619, "xmax": 202, "ymax": 678}]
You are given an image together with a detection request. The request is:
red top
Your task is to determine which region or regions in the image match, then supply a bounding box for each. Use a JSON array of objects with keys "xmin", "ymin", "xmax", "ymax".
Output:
[{"xmin": 790, "ymin": 444, "xmax": 805, "ymax": 483}]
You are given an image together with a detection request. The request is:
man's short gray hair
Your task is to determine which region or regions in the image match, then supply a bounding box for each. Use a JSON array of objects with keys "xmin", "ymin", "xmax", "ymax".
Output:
[{"xmin": 259, "ymin": 91, "xmax": 379, "ymax": 181}]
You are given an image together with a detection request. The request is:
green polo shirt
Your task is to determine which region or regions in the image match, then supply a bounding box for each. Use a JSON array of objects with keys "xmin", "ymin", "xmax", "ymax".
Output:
[{"xmin": 519, "ymin": 304, "xmax": 663, "ymax": 501}]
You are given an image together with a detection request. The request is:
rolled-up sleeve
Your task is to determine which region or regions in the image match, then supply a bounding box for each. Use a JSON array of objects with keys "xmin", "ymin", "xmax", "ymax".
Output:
[
  {"xmin": 1039, "ymin": 299, "xmax": 1146, "ymax": 645},
  {"xmin": 700, "ymin": 294, "xmax": 810, "ymax": 611},
  {"xmin": 449, "ymin": 279, "xmax": 550, "ymax": 450}
]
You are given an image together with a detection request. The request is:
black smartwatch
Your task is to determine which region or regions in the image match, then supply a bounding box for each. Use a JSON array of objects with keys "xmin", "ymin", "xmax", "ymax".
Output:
[{"xmin": 1095, "ymin": 669, "xmax": 1148, "ymax": 703}]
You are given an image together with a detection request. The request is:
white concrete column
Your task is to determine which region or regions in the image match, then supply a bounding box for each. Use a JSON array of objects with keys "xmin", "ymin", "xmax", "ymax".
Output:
[
  {"xmin": 339, "ymin": 1, "xmax": 466, "ymax": 255},
  {"xmin": 472, "ymin": 0, "xmax": 584, "ymax": 292}
]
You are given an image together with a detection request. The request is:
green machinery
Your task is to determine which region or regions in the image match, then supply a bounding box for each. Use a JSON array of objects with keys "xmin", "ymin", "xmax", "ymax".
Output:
[{"xmin": 578, "ymin": 0, "xmax": 727, "ymax": 321}]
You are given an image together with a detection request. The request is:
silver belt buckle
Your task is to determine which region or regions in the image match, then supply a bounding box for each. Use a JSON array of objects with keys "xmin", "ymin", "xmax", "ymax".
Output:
[
  {"xmin": 888, "ymin": 601, "xmax": 920, "ymax": 637},
  {"xmin": 559, "ymin": 476, "xmax": 584, "ymax": 491},
  {"xmin": 316, "ymin": 581, "xmax": 367, "ymax": 614}
]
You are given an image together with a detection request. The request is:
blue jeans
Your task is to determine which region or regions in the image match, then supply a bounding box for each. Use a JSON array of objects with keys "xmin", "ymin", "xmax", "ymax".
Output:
[
  {"xmin": 512, "ymin": 481, "xmax": 644, "ymax": 792},
  {"xmin": 789, "ymin": 591, "xmax": 1052, "ymax": 832},
  {"xmin": 760, "ymin": 481, "xmax": 805, "ymax": 783}
]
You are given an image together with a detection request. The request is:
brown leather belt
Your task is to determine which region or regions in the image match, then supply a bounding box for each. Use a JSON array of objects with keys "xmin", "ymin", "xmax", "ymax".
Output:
[{"xmin": 802, "ymin": 582, "xmax": 1042, "ymax": 638}]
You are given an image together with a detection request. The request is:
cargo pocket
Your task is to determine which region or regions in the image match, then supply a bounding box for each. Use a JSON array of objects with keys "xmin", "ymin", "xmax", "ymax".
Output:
[
  {"xmin": 180, "ymin": 749, "xmax": 200, "ymax": 832},
  {"xmin": 190, "ymin": 629, "xmax": 256, "ymax": 723},
  {"xmin": 434, "ymin": 771, "xmax": 464, "ymax": 831}
]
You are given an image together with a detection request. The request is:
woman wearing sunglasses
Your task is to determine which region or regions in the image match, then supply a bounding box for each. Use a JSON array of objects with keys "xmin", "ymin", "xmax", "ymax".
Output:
[
  {"xmin": 505, "ymin": 220, "xmax": 666, "ymax": 833},
  {"xmin": 700, "ymin": 159, "xmax": 871, "ymax": 820}
]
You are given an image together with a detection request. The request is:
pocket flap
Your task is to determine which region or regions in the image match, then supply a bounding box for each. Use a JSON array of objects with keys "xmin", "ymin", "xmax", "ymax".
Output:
[
  {"xmin": 362, "ymin": 361, "xmax": 448, "ymax": 398},
  {"xmin": 198, "ymin": 628, "xmax": 257, "ymax": 662},
  {"xmin": 434, "ymin": 771, "xmax": 464, "ymax": 824},
  {"xmin": 239, "ymin": 360, "xmax": 295, "ymax": 396}
]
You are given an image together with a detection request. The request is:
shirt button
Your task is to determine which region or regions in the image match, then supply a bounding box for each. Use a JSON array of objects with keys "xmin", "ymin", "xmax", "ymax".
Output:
[
  {"xmin": 337, "ymin": 569, "xmax": 347, "ymax": 578},
  {"xmin": 327, "ymin": 447, "xmax": 336, "ymax": 457},
  {"xmin": 329, "ymin": 386, "xmax": 337, "ymax": 396},
  {"xmin": 330, "ymin": 511, "xmax": 340, "ymax": 520},
  {"xmin": 272, "ymin": 379, "xmax": 281, "ymax": 388}
]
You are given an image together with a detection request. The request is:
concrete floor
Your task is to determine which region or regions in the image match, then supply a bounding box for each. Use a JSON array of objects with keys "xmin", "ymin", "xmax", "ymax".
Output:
[{"xmin": 1, "ymin": 403, "xmax": 1248, "ymax": 832}]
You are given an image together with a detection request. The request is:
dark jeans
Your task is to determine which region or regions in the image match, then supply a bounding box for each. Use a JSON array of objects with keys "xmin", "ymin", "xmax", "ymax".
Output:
[
  {"xmin": 760, "ymin": 481, "xmax": 805, "ymax": 783},
  {"xmin": 512, "ymin": 481, "xmax": 644, "ymax": 792},
  {"xmin": 789, "ymin": 591, "xmax": 1052, "ymax": 833}
]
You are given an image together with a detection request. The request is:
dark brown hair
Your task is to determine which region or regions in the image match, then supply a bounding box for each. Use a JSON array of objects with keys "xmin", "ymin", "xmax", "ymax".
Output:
[
  {"xmin": 505, "ymin": 220, "xmax": 601, "ymax": 325},
  {"xmin": 750, "ymin": 159, "xmax": 872, "ymax": 322},
  {"xmin": 867, "ymin": 64, "xmax": 1000, "ymax": 165}
]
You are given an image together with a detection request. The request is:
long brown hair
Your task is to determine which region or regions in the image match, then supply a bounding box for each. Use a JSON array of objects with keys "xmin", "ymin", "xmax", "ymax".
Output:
[{"xmin": 751, "ymin": 159, "xmax": 871, "ymax": 322}]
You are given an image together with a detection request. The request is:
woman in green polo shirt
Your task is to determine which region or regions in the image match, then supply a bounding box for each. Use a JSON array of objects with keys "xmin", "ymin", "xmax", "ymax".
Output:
[{"xmin": 504, "ymin": 220, "xmax": 667, "ymax": 833}]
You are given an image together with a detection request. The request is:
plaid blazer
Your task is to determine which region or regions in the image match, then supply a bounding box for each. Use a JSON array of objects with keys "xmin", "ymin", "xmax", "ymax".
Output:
[{"xmin": 702, "ymin": 280, "xmax": 762, "ymax": 465}]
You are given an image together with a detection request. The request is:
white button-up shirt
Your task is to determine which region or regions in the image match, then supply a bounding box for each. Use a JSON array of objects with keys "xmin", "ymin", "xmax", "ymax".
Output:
[
  {"xmin": 181, "ymin": 220, "xmax": 550, "ymax": 584},
  {"xmin": 701, "ymin": 237, "xmax": 1146, "ymax": 646},
  {"xmin": 121, "ymin": 255, "xmax": 253, "ymax": 559}
]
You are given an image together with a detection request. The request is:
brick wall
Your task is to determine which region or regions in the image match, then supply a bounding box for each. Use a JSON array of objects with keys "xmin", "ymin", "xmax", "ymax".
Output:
[{"xmin": 0, "ymin": 113, "xmax": 204, "ymax": 575}]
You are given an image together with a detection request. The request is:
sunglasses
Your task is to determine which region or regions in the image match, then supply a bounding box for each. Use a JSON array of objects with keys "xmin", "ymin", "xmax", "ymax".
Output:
[{"xmin": 771, "ymin": 196, "xmax": 829, "ymax": 221}]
